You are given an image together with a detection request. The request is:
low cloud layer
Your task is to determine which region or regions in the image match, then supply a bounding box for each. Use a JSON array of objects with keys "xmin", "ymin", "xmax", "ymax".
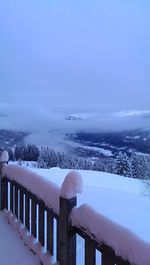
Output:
[{"xmin": 0, "ymin": 103, "xmax": 149, "ymax": 133}]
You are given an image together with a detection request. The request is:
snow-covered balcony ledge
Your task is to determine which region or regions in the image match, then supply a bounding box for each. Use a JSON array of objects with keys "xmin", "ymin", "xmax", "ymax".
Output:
[{"xmin": 0, "ymin": 151, "xmax": 150, "ymax": 265}]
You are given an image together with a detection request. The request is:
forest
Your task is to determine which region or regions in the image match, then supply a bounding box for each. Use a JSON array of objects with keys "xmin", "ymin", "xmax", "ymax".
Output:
[{"xmin": 1, "ymin": 144, "xmax": 150, "ymax": 180}]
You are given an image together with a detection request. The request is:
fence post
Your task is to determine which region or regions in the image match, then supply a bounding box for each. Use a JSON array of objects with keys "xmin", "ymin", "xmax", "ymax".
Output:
[
  {"xmin": 58, "ymin": 171, "xmax": 83, "ymax": 265},
  {"xmin": 59, "ymin": 196, "xmax": 77, "ymax": 265}
]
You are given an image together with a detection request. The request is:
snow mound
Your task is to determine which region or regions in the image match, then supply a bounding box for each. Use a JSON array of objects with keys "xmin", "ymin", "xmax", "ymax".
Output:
[
  {"xmin": 4, "ymin": 210, "xmax": 53, "ymax": 265},
  {"xmin": 61, "ymin": 171, "xmax": 83, "ymax": 199}
]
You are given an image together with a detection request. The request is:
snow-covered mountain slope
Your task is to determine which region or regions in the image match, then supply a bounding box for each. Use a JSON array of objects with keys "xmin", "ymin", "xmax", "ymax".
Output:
[{"xmin": 0, "ymin": 126, "xmax": 150, "ymax": 159}]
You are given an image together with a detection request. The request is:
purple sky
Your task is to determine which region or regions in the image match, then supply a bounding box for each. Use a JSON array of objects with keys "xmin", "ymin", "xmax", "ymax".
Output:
[{"xmin": 0, "ymin": 0, "xmax": 150, "ymax": 131}]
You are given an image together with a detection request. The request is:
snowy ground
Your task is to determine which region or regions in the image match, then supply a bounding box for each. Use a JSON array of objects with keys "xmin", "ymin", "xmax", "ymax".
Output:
[
  {"xmin": 29, "ymin": 167, "xmax": 150, "ymax": 242},
  {"xmin": 0, "ymin": 211, "xmax": 41, "ymax": 265}
]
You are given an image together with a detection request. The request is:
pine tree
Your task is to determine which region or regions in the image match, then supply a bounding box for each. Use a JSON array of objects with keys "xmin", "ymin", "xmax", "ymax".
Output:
[
  {"xmin": 38, "ymin": 158, "xmax": 48, "ymax": 168},
  {"xmin": 131, "ymin": 153, "xmax": 146, "ymax": 179},
  {"xmin": 114, "ymin": 153, "xmax": 131, "ymax": 177},
  {"xmin": 6, "ymin": 148, "xmax": 14, "ymax": 161}
]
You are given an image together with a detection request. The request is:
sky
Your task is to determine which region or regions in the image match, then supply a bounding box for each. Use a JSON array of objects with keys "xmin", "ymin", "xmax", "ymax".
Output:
[{"xmin": 0, "ymin": 0, "xmax": 150, "ymax": 132}]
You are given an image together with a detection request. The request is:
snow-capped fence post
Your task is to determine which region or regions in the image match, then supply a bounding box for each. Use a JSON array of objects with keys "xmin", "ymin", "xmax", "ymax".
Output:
[
  {"xmin": 58, "ymin": 196, "xmax": 77, "ymax": 265},
  {"xmin": 59, "ymin": 171, "xmax": 83, "ymax": 265},
  {"xmin": 0, "ymin": 151, "xmax": 9, "ymax": 211}
]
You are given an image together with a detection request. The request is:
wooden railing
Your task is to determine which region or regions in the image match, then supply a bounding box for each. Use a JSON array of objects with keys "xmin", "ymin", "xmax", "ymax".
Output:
[
  {"xmin": 0, "ymin": 176, "xmax": 58, "ymax": 256},
  {"xmin": 0, "ymin": 161, "xmax": 140, "ymax": 265}
]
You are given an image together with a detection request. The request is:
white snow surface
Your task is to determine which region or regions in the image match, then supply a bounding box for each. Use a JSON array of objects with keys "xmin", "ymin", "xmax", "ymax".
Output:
[
  {"xmin": 0, "ymin": 150, "xmax": 9, "ymax": 162},
  {"xmin": 61, "ymin": 171, "xmax": 83, "ymax": 199},
  {"xmin": 29, "ymin": 167, "xmax": 150, "ymax": 243},
  {"xmin": 4, "ymin": 210, "xmax": 54, "ymax": 265},
  {"xmin": 0, "ymin": 210, "xmax": 41, "ymax": 265}
]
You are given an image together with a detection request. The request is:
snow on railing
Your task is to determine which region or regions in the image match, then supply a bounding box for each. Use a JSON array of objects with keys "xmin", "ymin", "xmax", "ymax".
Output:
[
  {"xmin": 60, "ymin": 170, "xmax": 83, "ymax": 199},
  {"xmin": 0, "ymin": 151, "xmax": 9, "ymax": 174},
  {"xmin": 3, "ymin": 166, "xmax": 83, "ymax": 214},
  {"xmin": 3, "ymin": 164, "xmax": 60, "ymax": 214},
  {"xmin": 0, "ymin": 151, "xmax": 9, "ymax": 163}
]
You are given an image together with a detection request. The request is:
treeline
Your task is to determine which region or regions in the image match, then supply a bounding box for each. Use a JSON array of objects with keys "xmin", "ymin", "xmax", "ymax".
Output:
[
  {"xmin": 2, "ymin": 144, "xmax": 39, "ymax": 161},
  {"xmin": 1, "ymin": 144, "xmax": 150, "ymax": 180}
]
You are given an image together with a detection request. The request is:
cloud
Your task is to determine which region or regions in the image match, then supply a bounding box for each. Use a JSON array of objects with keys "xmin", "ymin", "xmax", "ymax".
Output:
[{"xmin": 0, "ymin": 101, "xmax": 149, "ymax": 134}]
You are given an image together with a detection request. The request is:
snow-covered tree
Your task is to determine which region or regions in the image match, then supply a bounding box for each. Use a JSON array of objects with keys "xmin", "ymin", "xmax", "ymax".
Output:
[
  {"xmin": 114, "ymin": 153, "xmax": 131, "ymax": 177},
  {"xmin": 14, "ymin": 145, "xmax": 26, "ymax": 160},
  {"xmin": 131, "ymin": 153, "xmax": 147, "ymax": 179}
]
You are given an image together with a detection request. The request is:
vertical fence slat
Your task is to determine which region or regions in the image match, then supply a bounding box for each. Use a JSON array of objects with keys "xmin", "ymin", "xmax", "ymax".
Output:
[
  {"xmin": 85, "ymin": 238, "xmax": 96, "ymax": 265},
  {"xmin": 10, "ymin": 181, "xmax": 13, "ymax": 212},
  {"xmin": 15, "ymin": 185, "xmax": 18, "ymax": 218},
  {"xmin": 20, "ymin": 188, "xmax": 24, "ymax": 223},
  {"xmin": 0, "ymin": 163, "xmax": 4, "ymax": 211},
  {"xmin": 39, "ymin": 200, "xmax": 45, "ymax": 246},
  {"xmin": 47, "ymin": 211, "xmax": 54, "ymax": 255},
  {"xmin": 31, "ymin": 199, "xmax": 37, "ymax": 238},
  {"xmin": 25, "ymin": 192, "xmax": 30, "ymax": 230},
  {"xmin": 102, "ymin": 252, "xmax": 115, "ymax": 265},
  {"xmin": 0, "ymin": 177, "xmax": 6, "ymax": 210},
  {"xmin": 5, "ymin": 178, "xmax": 8, "ymax": 210}
]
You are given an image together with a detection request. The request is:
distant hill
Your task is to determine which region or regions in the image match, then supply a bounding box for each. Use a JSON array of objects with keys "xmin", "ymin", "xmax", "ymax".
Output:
[
  {"xmin": 0, "ymin": 130, "xmax": 28, "ymax": 149},
  {"xmin": 67, "ymin": 130, "xmax": 150, "ymax": 158},
  {"xmin": 0, "ymin": 129, "xmax": 150, "ymax": 159}
]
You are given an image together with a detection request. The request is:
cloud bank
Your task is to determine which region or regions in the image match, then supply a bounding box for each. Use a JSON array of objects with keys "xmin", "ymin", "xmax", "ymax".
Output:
[{"xmin": 0, "ymin": 102, "xmax": 149, "ymax": 133}]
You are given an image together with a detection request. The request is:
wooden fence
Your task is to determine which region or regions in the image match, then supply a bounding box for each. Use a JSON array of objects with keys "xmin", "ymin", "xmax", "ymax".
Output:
[{"xmin": 0, "ymin": 165, "xmax": 132, "ymax": 265}]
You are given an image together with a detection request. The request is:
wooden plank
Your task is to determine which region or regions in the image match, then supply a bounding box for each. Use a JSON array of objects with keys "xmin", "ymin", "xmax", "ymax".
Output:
[
  {"xmin": 10, "ymin": 181, "xmax": 13, "ymax": 212},
  {"xmin": 20, "ymin": 188, "xmax": 24, "ymax": 223},
  {"xmin": 0, "ymin": 177, "xmax": 6, "ymax": 210},
  {"xmin": 38, "ymin": 200, "xmax": 45, "ymax": 246},
  {"xmin": 15, "ymin": 185, "xmax": 18, "ymax": 218},
  {"xmin": 25, "ymin": 193, "xmax": 30, "ymax": 231},
  {"xmin": 85, "ymin": 238, "xmax": 96, "ymax": 265},
  {"xmin": 114, "ymin": 257, "xmax": 131, "ymax": 265},
  {"xmin": 31, "ymin": 199, "xmax": 36, "ymax": 238},
  {"xmin": 47, "ymin": 210, "xmax": 54, "ymax": 255},
  {"xmin": 0, "ymin": 162, "xmax": 2, "ymax": 177},
  {"xmin": 102, "ymin": 253, "xmax": 115, "ymax": 265},
  {"xmin": 4, "ymin": 178, "xmax": 8, "ymax": 210}
]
